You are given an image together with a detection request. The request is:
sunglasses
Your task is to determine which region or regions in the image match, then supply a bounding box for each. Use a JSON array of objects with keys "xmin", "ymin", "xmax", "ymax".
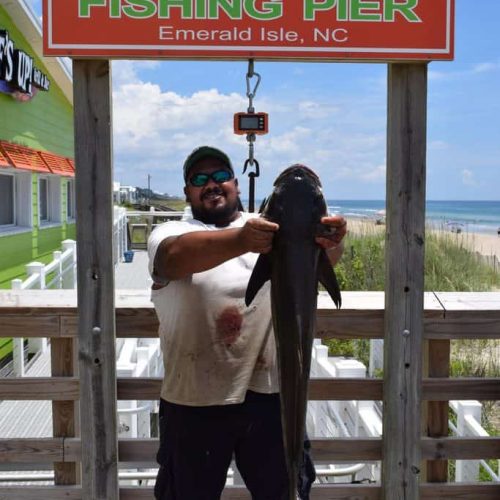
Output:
[{"xmin": 189, "ymin": 170, "xmax": 234, "ymax": 187}]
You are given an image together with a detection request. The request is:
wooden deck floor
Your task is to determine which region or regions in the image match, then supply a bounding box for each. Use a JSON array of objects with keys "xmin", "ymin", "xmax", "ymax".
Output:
[
  {"xmin": 0, "ymin": 349, "xmax": 53, "ymax": 484},
  {"xmin": 115, "ymin": 251, "xmax": 151, "ymax": 290}
]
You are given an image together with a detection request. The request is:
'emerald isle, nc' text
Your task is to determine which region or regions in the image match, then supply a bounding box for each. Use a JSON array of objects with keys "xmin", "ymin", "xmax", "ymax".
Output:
[{"xmin": 79, "ymin": 0, "xmax": 422, "ymax": 23}]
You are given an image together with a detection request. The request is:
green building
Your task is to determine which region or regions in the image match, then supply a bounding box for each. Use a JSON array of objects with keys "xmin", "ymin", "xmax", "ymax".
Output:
[{"xmin": 0, "ymin": 0, "xmax": 75, "ymax": 292}]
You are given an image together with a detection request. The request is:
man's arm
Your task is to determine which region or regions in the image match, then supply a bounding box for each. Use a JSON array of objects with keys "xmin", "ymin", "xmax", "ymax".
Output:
[
  {"xmin": 316, "ymin": 215, "xmax": 348, "ymax": 266},
  {"xmin": 154, "ymin": 218, "xmax": 279, "ymax": 281}
]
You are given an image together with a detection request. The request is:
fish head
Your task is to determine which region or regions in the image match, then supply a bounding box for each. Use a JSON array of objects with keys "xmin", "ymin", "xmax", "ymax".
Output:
[{"xmin": 262, "ymin": 164, "xmax": 328, "ymax": 238}]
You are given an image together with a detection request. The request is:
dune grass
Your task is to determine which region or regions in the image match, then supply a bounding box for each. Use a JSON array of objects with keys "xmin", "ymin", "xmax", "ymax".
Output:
[
  {"xmin": 326, "ymin": 225, "xmax": 500, "ymax": 377},
  {"xmin": 334, "ymin": 226, "xmax": 500, "ymax": 292}
]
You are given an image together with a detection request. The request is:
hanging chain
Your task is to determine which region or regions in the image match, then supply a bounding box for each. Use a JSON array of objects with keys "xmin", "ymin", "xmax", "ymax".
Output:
[{"xmin": 243, "ymin": 59, "xmax": 261, "ymax": 212}]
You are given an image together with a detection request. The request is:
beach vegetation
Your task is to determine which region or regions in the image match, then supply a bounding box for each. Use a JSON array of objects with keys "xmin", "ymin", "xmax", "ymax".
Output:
[
  {"xmin": 333, "ymin": 226, "xmax": 500, "ymax": 291},
  {"xmin": 324, "ymin": 223, "xmax": 500, "ymax": 457}
]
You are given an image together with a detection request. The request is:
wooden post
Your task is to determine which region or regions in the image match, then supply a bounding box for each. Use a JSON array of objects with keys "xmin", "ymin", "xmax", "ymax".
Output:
[
  {"xmin": 51, "ymin": 337, "xmax": 78, "ymax": 484},
  {"xmin": 382, "ymin": 63, "xmax": 428, "ymax": 500},
  {"xmin": 426, "ymin": 339, "xmax": 450, "ymax": 481},
  {"xmin": 73, "ymin": 59, "xmax": 119, "ymax": 499}
]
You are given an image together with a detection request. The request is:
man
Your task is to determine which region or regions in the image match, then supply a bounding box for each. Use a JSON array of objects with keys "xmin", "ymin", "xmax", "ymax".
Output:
[{"xmin": 148, "ymin": 146, "xmax": 347, "ymax": 500}]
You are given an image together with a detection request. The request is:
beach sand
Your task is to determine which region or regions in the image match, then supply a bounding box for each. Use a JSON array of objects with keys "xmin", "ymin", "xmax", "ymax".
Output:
[{"xmin": 346, "ymin": 217, "xmax": 500, "ymax": 261}]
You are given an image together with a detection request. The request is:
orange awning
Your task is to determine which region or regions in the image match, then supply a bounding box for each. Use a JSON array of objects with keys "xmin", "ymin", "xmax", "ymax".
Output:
[
  {"xmin": 39, "ymin": 151, "xmax": 75, "ymax": 177},
  {"xmin": 66, "ymin": 158, "xmax": 75, "ymax": 172},
  {"xmin": 0, "ymin": 141, "xmax": 51, "ymax": 173},
  {"xmin": 0, "ymin": 141, "xmax": 75, "ymax": 176},
  {"xmin": 0, "ymin": 146, "xmax": 11, "ymax": 168}
]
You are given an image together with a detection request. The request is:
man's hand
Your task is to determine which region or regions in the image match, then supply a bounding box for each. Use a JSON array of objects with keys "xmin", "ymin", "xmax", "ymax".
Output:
[
  {"xmin": 316, "ymin": 215, "xmax": 347, "ymax": 249},
  {"xmin": 316, "ymin": 216, "xmax": 347, "ymax": 266},
  {"xmin": 238, "ymin": 218, "xmax": 279, "ymax": 254}
]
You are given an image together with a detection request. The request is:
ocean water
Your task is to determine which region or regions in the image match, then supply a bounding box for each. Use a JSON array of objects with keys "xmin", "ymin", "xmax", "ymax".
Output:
[{"xmin": 327, "ymin": 200, "xmax": 500, "ymax": 235}]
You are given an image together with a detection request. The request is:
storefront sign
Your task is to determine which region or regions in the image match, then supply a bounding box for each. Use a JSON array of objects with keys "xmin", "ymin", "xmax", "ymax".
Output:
[
  {"xmin": 43, "ymin": 0, "xmax": 454, "ymax": 61},
  {"xmin": 0, "ymin": 30, "xmax": 51, "ymax": 96}
]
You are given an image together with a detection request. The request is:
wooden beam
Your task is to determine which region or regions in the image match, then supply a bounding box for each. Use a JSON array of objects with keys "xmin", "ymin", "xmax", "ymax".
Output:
[
  {"xmin": 2, "ymin": 291, "xmax": 500, "ymax": 340},
  {"xmin": 423, "ymin": 378, "xmax": 500, "ymax": 400},
  {"xmin": 425, "ymin": 339, "xmax": 450, "ymax": 482},
  {"xmin": 0, "ymin": 438, "xmax": 76, "ymax": 463},
  {"xmin": 1, "ymin": 376, "xmax": 499, "ymax": 402},
  {"xmin": 383, "ymin": 63, "xmax": 428, "ymax": 500},
  {"xmin": 2, "ymin": 484, "xmax": 498, "ymax": 500},
  {"xmin": 51, "ymin": 338, "xmax": 78, "ymax": 485},
  {"xmin": 420, "ymin": 483, "xmax": 500, "ymax": 499},
  {"xmin": 0, "ymin": 378, "xmax": 79, "ymax": 399},
  {"xmin": 73, "ymin": 59, "xmax": 118, "ymax": 500},
  {"xmin": 0, "ymin": 487, "xmax": 82, "ymax": 499},
  {"xmin": 3, "ymin": 436, "xmax": 500, "ymax": 464},
  {"xmin": 119, "ymin": 485, "xmax": 383, "ymax": 500},
  {"xmin": 1, "ymin": 315, "xmax": 61, "ymax": 337},
  {"xmin": 421, "ymin": 437, "xmax": 500, "ymax": 460}
]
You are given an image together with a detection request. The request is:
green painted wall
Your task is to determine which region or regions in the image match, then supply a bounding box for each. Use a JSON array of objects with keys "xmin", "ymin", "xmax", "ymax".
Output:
[
  {"xmin": 0, "ymin": 9, "xmax": 76, "ymax": 289},
  {"xmin": 0, "ymin": 7, "xmax": 74, "ymax": 156},
  {"xmin": 0, "ymin": 176, "xmax": 76, "ymax": 288}
]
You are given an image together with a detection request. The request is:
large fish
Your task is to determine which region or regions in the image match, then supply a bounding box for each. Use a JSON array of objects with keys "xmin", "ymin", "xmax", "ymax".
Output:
[{"xmin": 245, "ymin": 164, "xmax": 341, "ymax": 500}]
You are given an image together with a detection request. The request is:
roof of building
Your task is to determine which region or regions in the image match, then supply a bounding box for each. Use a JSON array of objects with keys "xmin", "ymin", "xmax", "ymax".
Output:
[{"xmin": 1, "ymin": 0, "xmax": 73, "ymax": 104}]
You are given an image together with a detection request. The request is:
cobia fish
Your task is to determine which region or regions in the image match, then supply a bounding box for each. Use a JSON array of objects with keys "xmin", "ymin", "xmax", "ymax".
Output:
[{"xmin": 245, "ymin": 164, "xmax": 342, "ymax": 500}]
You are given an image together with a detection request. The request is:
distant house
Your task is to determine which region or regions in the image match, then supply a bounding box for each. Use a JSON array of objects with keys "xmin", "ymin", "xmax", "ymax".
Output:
[
  {"xmin": 0, "ymin": 0, "xmax": 75, "ymax": 288},
  {"xmin": 113, "ymin": 182, "xmax": 139, "ymax": 205},
  {"xmin": 119, "ymin": 185, "xmax": 139, "ymax": 205}
]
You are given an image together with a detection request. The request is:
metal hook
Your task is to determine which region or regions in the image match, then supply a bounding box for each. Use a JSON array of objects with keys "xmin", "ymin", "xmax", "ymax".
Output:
[
  {"xmin": 243, "ymin": 158, "xmax": 260, "ymax": 177},
  {"xmin": 243, "ymin": 159, "xmax": 260, "ymax": 213},
  {"xmin": 246, "ymin": 59, "xmax": 261, "ymax": 113}
]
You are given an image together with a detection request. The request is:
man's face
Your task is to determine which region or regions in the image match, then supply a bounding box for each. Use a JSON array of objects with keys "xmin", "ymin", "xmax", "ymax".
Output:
[{"xmin": 184, "ymin": 157, "xmax": 240, "ymax": 226}]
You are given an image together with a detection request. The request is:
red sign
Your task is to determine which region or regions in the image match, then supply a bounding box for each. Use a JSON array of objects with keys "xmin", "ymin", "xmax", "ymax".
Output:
[{"xmin": 43, "ymin": 0, "xmax": 454, "ymax": 61}]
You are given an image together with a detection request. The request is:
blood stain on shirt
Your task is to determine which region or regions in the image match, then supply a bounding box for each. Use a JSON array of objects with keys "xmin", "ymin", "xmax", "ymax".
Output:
[
  {"xmin": 255, "ymin": 354, "xmax": 269, "ymax": 370},
  {"xmin": 216, "ymin": 307, "xmax": 243, "ymax": 346}
]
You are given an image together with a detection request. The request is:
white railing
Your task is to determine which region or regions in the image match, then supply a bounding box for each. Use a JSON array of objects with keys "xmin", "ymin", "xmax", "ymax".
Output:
[
  {"xmin": 307, "ymin": 340, "xmax": 381, "ymax": 483},
  {"xmin": 126, "ymin": 208, "xmax": 185, "ymax": 249},
  {"xmin": 114, "ymin": 206, "xmax": 129, "ymax": 265},
  {"xmin": 116, "ymin": 337, "xmax": 163, "ymax": 440},
  {"xmin": 450, "ymin": 400, "xmax": 500, "ymax": 482},
  {"xmin": 11, "ymin": 239, "xmax": 77, "ymax": 291},
  {"xmin": 10, "ymin": 207, "xmax": 129, "ymax": 292},
  {"xmin": 9, "ymin": 241, "xmax": 77, "ymax": 376}
]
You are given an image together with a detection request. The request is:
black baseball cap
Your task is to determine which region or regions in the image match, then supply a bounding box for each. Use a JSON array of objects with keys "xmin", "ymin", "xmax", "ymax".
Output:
[{"xmin": 183, "ymin": 146, "xmax": 234, "ymax": 182}]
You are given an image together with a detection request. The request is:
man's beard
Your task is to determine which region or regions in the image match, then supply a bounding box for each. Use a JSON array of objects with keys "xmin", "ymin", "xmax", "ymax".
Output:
[{"xmin": 191, "ymin": 196, "xmax": 240, "ymax": 227}]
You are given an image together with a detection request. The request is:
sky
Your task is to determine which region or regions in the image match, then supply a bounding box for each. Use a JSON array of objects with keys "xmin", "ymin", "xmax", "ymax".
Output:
[{"xmin": 29, "ymin": 0, "xmax": 500, "ymax": 201}]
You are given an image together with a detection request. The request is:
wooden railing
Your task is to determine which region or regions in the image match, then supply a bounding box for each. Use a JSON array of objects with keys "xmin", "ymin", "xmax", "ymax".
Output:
[{"xmin": 0, "ymin": 290, "xmax": 499, "ymax": 499}]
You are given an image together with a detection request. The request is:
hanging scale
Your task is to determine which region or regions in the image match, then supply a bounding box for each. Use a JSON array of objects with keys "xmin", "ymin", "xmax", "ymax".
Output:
[{"xmin": 234, "ymin": 59, "xmax": 268, "ymax": 212}]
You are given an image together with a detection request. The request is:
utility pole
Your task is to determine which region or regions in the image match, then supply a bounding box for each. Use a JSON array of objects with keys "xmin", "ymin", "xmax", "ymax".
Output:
[{"xmin": 147, "ymin": 174, "xmax": 151, "ymax": 206}]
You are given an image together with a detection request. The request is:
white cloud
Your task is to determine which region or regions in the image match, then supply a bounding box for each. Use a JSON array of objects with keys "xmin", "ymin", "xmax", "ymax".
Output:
[
  {"xmin": 361, "ymin": 164, "xmax": 386, "ymax": 182},
  {"xmin": 111, "ymin": 68, "xmax": 388, "ymax": 197},
  {"xmin": 298, "ymin": 100, "xmax": 340, "ymax": 119},
  {"xmin": 472, "ymin": 62, "xmax": 500, "ymax": 74},
  {"xmin": 462, "ymin": 169, "xmax": 477, "ymax": 186},
  {"xmin": 429, "ymin": 60, "xmax": 500, "ymax": 81},
  {"xmin": 112, "ymin": 61, "xmax": 161, "ymax": 86}
]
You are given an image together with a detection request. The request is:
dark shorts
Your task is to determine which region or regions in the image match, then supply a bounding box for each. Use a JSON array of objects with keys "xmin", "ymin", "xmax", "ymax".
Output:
[{"xmin": 154, "ymin": 391, "xmax": 316, "ymax": 500}]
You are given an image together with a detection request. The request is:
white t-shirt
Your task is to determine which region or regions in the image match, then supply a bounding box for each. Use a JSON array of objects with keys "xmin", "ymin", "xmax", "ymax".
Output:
[{"xmin": 147, "ymin": 212, "xmax": 279, "ymax": 406}]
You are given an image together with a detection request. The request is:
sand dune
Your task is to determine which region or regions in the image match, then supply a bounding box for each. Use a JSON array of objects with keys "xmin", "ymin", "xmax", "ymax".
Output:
[{"xmin": 346, "ymin": 218, "xmax": 500, "ymax": 260}]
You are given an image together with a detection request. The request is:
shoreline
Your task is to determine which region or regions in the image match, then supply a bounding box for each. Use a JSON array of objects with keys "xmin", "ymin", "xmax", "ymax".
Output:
[{"xmin": 346, "ymin": 217, "xmax": 500, "ymax": 261}]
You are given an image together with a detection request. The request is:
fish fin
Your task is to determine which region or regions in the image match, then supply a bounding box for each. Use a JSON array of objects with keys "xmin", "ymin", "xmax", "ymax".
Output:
[
  {"xmin": 258, "ymin": 197, "xmax": 268, "ymax": 214},
  {"xmin": 318, "ymin": 250, "xmax": 342, "ymax": 309},
  {"xmin": 245, "ymin": 253, "xmax": 272, "ymax": 306}
]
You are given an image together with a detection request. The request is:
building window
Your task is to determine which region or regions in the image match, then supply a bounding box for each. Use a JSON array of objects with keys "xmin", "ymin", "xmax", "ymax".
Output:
[
  {"xmin": 67, "ymin": 179, "xmax": 75, "ymax": 219},
  {"xmin": 0, "ymin": 174, "xmax": 15, "ymax": 226},
  {"xmin": 0, "ymin": 172, "xmax": 31, "ymax": 233},
  {"xmin": 39, "ymin": 177, "xmax": 49, "ymax": 222},
  {"xmin": 38, "ymin": 176, "xmax": 61, "ymax": 225}
]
